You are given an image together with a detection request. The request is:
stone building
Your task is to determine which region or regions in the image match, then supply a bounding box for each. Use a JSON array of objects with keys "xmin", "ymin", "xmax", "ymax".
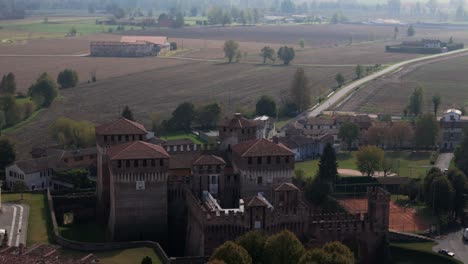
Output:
[{"xmin": 96, "ymin": 115, "xmax": 390, "ymax": 263}]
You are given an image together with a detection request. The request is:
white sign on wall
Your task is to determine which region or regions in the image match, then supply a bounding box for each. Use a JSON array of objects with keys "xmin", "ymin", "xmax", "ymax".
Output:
[{"xmin": 136, "ymin": 181, "xmax": 145, "ymax": 190}]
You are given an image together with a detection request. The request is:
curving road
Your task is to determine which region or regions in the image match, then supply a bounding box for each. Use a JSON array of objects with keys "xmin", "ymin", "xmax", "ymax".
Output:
[{"xmin": 306, "ymin": 48, "xmax": 468, "ymax": 118}]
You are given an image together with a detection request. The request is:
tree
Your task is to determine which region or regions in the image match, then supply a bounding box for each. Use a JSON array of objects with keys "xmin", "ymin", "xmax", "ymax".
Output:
[
  {"xmin": 299, "ymin": 241, "xmax": 355, "ymax": 264},
  {"xmin": 174, "ymin": 12, "xmax": 185, "ymax": 28},
  {"xmin": 0, "ymin": 111, "xmax": 5, "ymax": 135},
  {"xmin": 168, "ymin": 102, "xmax": 195, "ymax": 131},
  {"xmin": 256, "ymin": 96, "xmax": 277, "ymax": 117},
  {"xmin": 355, "ymin": 64, "xmax": 364, "ymax": 79},
  {"xmin": 141, "ymin": 256, "xmax": 152, "ymax": 264},
  {"xmin": 121, "ymin": 105, "xmax": 135, "ymax": 121},
  {"xmin": 335, "ymin": 73, "xmax": 345, "ymax": 87},
  {"xmin": 190, "ymin": 7, "xmax": 198, "ymax": 17},
  {"xmin": 222, "ymin": 12, "xmax": 232, "ymax": 26},
  {"xmin": 209, "ymin": 241, "xmax": 252, "ymax": 264},
  {"xmin": 57, "ymin": 69, "xmax": 79, "ymax": 89},
  {"xmin": 455, "ymin": 130, "xmax": 468, "ymax": 175},
  {"xmin": 281, "ymin": 0, "xmax": 296, "ymax": 13},
  {"xmin": 49, "ymin": 117, "xmax": 95, "ymax": 148},
  {"xmin": 447, "ymin": 168, "xmax": 468, "ymax": 218},
  {"xmin": 426, "ymin": 0, "xmax": 438, "ymax": 15},
  {"xmin": 299, "ymin": 39, "xmax": 305, "ymax": 49},
  {"xmin": 290, "ymin": 68, "xmax": 311, "ymax": 113},
  {"xmin": 12, "ymin": 181, "xmax": 28, "ymax": 200},
  {"xmin": 28, "ymin": 72, "xmax": 58, "ymax": 108},
  {"xmin": 407, "ymin": 25, "xmax": 416, "ymax": 37},
  {"xmin": 207, "ymin": 6, "xmax": 224, "ymax": 25},
  {"xmin": 414, "ymin": 113, "xmax": 438, "ymax": 149},
  {"xmin": 456, "ymin": 4, "xmax": 465, "ymax": 21},
  {"xmin": 0, "ymin": 95, "xmax": 20, "ymax": 127},
  {"xmin": 260, "ymin": 46, "xmax": 275, "ymax": 64},
  {"xmin": 356, "ymin": 145, "xmax": 384, "ymax": 176},
  {"xmin": 393, "ymin": 26, "xmax": 399, "ymax": 40},
  {"xmin": 239, "ymin": 10, "xmax": 247, "ymax": 25},
  {"xmin": 68, "ymin": 27, "xmax": 77, "ymax": 36},
  {"xmin": 317, "ymin": 143, "xmax": 338, "ymax": 188},
  {"xmin": 277, "ymin": 46, "xmax": 295, "ymax": 65},
  {"xmin": 235, "ymin": 231, "xmax": 267, "ymax": 264},
  {"xmin": 195, "ymin": 103, "xmax": 221, "ymax": 128},
  {"xmin": 263, "ymin": 230, "xmax": 304, "ymax": 264},
  {"xmin": 432, "ymin": 94, "xmax": 441, "ymax": 116},
  {"xmin": 224, "ymin": 40, "xmax": 240, "ymax": 63},
  {"xmin": 0, "ymin": 137, "xmax": 15, "ymax": 170},
  {"xmin": 429, "ymin": 176, "xmax": 454, "ymax": 214},
  {"xmin": 381, "ymin": 157, "xmax": 396, "ymax": 176},
  {"xmin": 407, "ymin": 86, "xmax": 423, "ymax": 116},
  {"xmin": 0, "ymin": 72, "xmax": 16, "ymax": 94},
  {"xmin": 339, "ymin": 122, "xmax": 359, "ymax": 151},
  {"xmin": 389, "ymin": 122, "xmax": 413, "ymax": 149}
]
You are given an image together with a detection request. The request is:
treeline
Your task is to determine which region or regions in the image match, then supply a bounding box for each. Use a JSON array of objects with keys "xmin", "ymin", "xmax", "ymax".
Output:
[
  {"xmin": 0, "ymin": 68, "xmax": 81, "ymax": 133},
  {"xmin": 0, "ymin": 0, "xmax": 27, "ymax": 19}
]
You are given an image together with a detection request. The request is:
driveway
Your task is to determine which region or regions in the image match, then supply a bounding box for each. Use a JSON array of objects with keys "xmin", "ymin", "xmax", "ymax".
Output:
[
  {"xmin": 0, "ymin": 203, "xmax": 29, "ymax": 246},
  {"xmin": 433, "ymin": 227, "xmax": 468, "ymax": 263},
  {"xmin": 435, "ymin": 153, "xmax": 454, "ymax": 171}
]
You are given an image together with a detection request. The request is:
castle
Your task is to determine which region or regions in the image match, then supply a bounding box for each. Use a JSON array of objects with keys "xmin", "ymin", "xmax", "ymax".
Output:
[{"xmin": 95, "ymin": 114, "xmax": 390, "ymax": 263}]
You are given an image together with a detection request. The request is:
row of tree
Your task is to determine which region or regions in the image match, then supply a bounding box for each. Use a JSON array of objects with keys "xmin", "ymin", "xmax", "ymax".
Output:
[
  {"xmin": 224, "ymin": 41, "xmax": 297, "ymax": 65},
  {"xmin": 207, "ymin": 5, "xmax": 261, "ymax": 26},
  {"xmin": 209, "ymin": 230, "xmax": 354, "ymax": 264}
]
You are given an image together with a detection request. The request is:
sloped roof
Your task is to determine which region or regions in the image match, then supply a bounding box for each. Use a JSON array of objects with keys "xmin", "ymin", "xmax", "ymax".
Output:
[
  {"xmin": 232, "ymin": 138, "xmax": 294, "ymax": 157},
  {"xmin": 95, "ymin": 118, "xmax": 147, "ymax": 135},
  {"xmin": 219, "ymin": 114, "xmax": 257, "ymax": 128},
  {"xmin": 107, "ymin": 141, "xmax": 170, "ymax": 160},
  {"xmin": 275, "ymin": 182, "xmax": 299, "ymax": 192},
  {"xmin": 121, "ymin": 36, "xmax": 168, "ymax": 45},
  {"xmin": 13, "ymin": 156, "xmax": 61, "ymax": 174},
  {"xmin": 169, "ymin": 152, "xmax": 201, "ymax": 169},
  {"xmin": 193, "ymin": 155, "xmax": 226, "ymax": 166},
  {"xmin": 245, "ymin": 195, "xmax": 270, "ymax": 207}
]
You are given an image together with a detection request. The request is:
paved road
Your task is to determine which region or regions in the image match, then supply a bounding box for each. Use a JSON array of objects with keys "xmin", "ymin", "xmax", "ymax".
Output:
[
  {"xmin": 306, "ymin": 48, "xmax": 468, "ymax": 118},
  {"xmin": 0, "ymin": 204, "xmax": 29, "ymax": 246},
  {"xmin": 435, "ymin": 153, "xmax": 454, "ymax": 171},
  {"xmin": 433, "ymin": 227, "xmax": 468, "ymax": 263}
]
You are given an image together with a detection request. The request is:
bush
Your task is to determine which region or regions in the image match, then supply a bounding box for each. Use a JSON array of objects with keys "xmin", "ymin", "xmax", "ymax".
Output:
[
  {"xmin": 57, "ymin": 69, "xmax": 79, "ymax": 89},
  {"xmin": 209, "ymin": 241, "xmax": 252, "ymax": 264},
  {"xmin": 170, "ymin": 42, "xmax": 178, "ymax": 50}
]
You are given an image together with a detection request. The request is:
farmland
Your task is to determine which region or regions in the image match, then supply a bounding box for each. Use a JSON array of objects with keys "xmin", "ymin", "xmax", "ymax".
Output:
[
  {"xmin": 3, "ymin": 22, "xmax": 468, "ymax": 158},
  {"xmin": 335, "ymin": 52, "xmax": 468, "ymax": 115}
]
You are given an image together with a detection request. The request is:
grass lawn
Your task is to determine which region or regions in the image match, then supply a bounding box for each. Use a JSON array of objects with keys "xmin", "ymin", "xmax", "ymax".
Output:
[
  {"xmin": 275, "ymin": 117, "xmax": 293, "ymax": 130},
  {"xmin": 95, "ymin": 247, "xmax": 162, "ymax": 264},
  {"xmin": 159, "ymin": 132, "xmax": 205, "ymax": 144},
  {"xmin": 3, "ymin": 193, "xmax": 52, "ymax": 245},
  {"xmin": 391, "ymin": 242, "xmax": 462, "ymax": 264},
  {"xmin": 59, "ymin": 222, "xmax": 107, "ymax": 243},
  {"xmin": 295, "ymin": 151, "xmax": 432, "ymax": 179}
]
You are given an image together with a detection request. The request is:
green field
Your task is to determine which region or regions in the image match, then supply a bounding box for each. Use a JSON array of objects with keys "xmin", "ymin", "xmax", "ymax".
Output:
[
  {"xmin": 391, "ymin": 242, "xmax": 462, "ymax": 264},
  {"xmin": 0, "ymin": 17, "xmax": 123, "ymax": 41},
  {"xmin": 3, "ymin": 193, "xmax": 52, "ymax": 245},
  {"xmin": 296, "ymin": 151, "xmax": 432, "ymax": 178},
  {"xmin": 159, "ymin": 132, "xmax": 205, "ymax": 144}
]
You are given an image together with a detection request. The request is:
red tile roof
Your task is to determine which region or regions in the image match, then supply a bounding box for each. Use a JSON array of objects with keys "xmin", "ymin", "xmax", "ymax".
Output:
[
  {"xmin": 232, "ymin": 138, "xmax": 294, "ymax": 157},
  {"xmin": 107, "ymin": 141, "xmax": 170, "ymax": 160},
  {"xmin": 95, "ymin": 118, "xmax": 147, "ymax": 135},
  {"xmin": 193, "ymin": 155, "xmax": 226, "ymax": 166},
  {"xmin": 219, "ymin": 115, "xmax": 257, "ymax": 128}
]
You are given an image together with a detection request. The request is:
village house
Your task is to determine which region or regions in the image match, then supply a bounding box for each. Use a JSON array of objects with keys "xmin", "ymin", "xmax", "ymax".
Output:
[
  {"xmin": 439, "ymin": 109, "xmax": 468, "ymax": 151},
  {"xmin": 277, "ymin": 134, "xmax": 334, "ymax": 161}
]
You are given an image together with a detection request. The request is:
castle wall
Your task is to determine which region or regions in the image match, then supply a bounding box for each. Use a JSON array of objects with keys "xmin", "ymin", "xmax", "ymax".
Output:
[{"xmin": 108, "ymin": 160, "xmax": 169, "ymax": 244}]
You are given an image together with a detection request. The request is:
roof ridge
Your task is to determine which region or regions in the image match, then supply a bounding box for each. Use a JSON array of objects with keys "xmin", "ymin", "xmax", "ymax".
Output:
[{"xmin": 242, "ymin": 139, "xmax": 261, "ymax": 157}]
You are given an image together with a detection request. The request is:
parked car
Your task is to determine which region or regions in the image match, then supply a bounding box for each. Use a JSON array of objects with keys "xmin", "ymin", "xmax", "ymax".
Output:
[
  {"xmin": 463, "ymin": 228, "xmax": 468, "ymax": 241},
  {"xmin": 438, "ymin": 249, "xmax": 455, "ymax": 257}
]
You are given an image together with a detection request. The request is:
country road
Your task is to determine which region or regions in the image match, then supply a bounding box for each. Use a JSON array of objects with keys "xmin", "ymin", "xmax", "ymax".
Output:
[{"xmin": 306, "ymin": 48, "xmax": 468, "ymax": 118}]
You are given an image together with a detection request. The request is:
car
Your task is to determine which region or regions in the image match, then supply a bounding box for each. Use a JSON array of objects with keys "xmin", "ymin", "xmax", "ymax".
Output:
[
  {"xmin": 463, "ymin": 228, "xmax": 468, "ymax": 241},
  {"xmin": 438, "ymin": 249, "xmax": 455, "ymax": 257}
]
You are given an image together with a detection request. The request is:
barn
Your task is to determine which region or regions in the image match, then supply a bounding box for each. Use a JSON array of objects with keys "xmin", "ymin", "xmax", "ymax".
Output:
[{"xmin": 90, "ymin": 36, "xmax": 170, "ymax": 57}]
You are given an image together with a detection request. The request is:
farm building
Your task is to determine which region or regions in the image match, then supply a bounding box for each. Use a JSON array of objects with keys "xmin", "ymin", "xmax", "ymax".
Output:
[
  {"xmin": 386, "ymin": 38, "xmax": 464, "ymax": 54},
  {"xmin": 90, "ymin": 36, "xmax": 170, "ymax": 57}
]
